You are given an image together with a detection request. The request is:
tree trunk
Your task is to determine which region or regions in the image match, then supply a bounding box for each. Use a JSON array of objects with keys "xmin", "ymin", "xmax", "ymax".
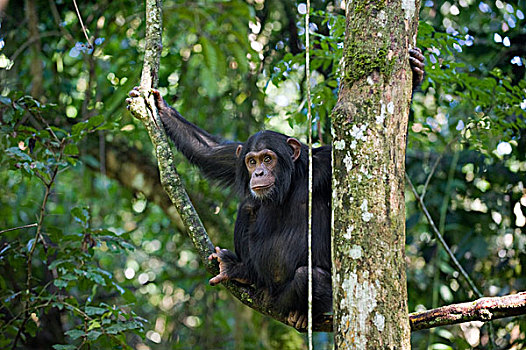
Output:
[{"xmin": 331, "ymin": 0, "xmax": 420, "ymax": 348}]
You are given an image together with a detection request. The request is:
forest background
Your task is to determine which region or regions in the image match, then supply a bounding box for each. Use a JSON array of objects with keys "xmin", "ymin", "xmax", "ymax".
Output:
[{"xmin": 0, "ymin": 0, "xmax": 525, "ymax": 349}]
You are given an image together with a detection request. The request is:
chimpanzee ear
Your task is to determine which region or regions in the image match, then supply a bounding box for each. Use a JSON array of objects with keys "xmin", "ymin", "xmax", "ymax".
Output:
[
  {"xmin": 286, "ymin": 138, "xmax": 302, "ymax": 161},
  {"xmin": 236, "ymin": 145, "xmax": 243, "ymax": 158}
]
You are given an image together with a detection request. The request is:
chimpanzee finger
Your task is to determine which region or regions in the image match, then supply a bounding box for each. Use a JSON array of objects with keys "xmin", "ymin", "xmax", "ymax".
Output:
[
  {"xmin": 411, "ymin": 63, "xmax": 424, "ymax": 80},
  {"xmin": 128, "ymin": 88, "xmax": 140, "ymax": 98},
  {"xmin": 409, "ymin": 47, "xmax": 423, "ymax": 56},
  {"xmin": 409, "ymin": 49, "xmax": 425, "ymax": 64},
  {"xmin": 410, "ymin": 56, "xmax": 425, "ymax": 71},
  {"xmin": 287, "ymin": 311, "xmax": 297, "ymax": 326},
  {"xmin": 297, "ymin": 314, "xmax": 307, "ymax": 329},
  {"xmin": 209, "ymin": 273, "xmax": 227, "ymax": 286},
  {"xmin": 208, "ymin": 252, "xmax": 218, "ymax": 261}
]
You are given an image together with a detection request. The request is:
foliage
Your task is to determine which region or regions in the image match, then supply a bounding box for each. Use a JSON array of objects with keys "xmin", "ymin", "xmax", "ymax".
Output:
[
  {"xmin": 0, "ymin": 0, "xmax": 525, "ymax": 349},
  {"xmin": 0, "ymin": 94, "xmax": 144, "ymax": 348}
]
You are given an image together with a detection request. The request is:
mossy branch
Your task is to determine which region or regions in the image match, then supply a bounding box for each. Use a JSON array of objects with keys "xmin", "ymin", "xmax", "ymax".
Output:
[{"xmin": 127, "ymin": 0, "xmax": 296, "ymax": 330}]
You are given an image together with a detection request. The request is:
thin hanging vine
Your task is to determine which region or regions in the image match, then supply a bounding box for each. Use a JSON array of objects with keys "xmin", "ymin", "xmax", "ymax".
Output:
[{"xmin": 305, "ymin": 0, "xmax": 314, "ymax": 348}]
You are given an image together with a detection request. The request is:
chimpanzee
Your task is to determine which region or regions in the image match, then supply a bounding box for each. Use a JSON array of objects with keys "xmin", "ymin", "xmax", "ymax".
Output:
[{"xmin": 127, "ymin": 48, "xmax": 425, "ymax": 329}]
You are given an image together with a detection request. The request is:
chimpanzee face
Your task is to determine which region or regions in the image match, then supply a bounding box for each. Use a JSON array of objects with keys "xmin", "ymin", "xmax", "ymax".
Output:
[
  {"xmin": 243, "ymin": 148, "xmax": 278, "ymax": 199},
  {"xmin": 236, "ymin": 136, "xmax": 302, "ymax": 201}
]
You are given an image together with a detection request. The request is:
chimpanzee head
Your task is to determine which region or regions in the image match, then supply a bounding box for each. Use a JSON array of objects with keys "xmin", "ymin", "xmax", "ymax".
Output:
[{"xmin": 235, "ymin": 131, "xmax": 305, "ymax": 203}]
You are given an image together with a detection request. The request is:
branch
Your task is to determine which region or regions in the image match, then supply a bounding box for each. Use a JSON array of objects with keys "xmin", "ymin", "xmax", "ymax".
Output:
[
  {"xmin": 304, "ymin": 292, "xmax": 526, "ymax": 332},
  {"xmin": 410, "ymin": 292, "xmax": 526, "ymax": 331},
  {"xmin": 128, "ymin": 0, "xmax": 295, "ymax": 329},
  {"xmin": 0, "ymin": 223, "xmax": 37, "ymax": 235}
]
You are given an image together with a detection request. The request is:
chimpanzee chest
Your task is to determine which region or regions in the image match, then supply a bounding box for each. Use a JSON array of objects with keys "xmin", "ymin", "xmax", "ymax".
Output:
[{"xmin": 249, "ymin": 209, "xmax": 307, "ymax": 287}]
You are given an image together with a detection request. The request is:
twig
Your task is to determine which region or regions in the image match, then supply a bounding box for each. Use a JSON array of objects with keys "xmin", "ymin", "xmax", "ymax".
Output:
[
  {"xmin": 405, "ymin": 173, "xmax": 483, "ymax": 298},
  {"xmin": 0, "ymin": 223, "xmax": 37, "ymax": 235},
  {"xmin": 10, "ymin": 31, "xmax": 61, "ymax": 63},
  {"xmin": 420, "ymin": 153, "xmax": 442, "ymax": 201},
  {"xmin": 61, "ymin": 302, "xmax": 129, "ymax": 348},
  {"xmin": 420, "ymin": 135, "xmax": 459, "ymax": 201},
  {"xmin": 3, "ymin": 287, "xmax": 55, "ymax": 330},
  {"xmin": 48, "ymin": 0, "xmax": 75, "ymax": 44},
  {"xmin": 11, "ymin": 139, "xmax": 65, "ymax": 349},
  {"xmin": 72, "ymin": 0, "xmax": 92, "ymax": 48},
  {"xmin": 33, "ymin": 113, "xmax": 61, "ymax": 144}
]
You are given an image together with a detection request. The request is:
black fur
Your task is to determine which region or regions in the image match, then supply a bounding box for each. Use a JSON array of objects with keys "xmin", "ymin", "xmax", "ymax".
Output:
[{"xmin": 154, "ymin": 91, "xmax": 332, "ymax": 322}]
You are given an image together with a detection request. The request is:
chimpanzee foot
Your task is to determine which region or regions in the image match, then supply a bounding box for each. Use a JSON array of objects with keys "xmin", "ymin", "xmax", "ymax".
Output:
[
  {"xmin": 125, "ymin": 86, "xmax": 151, "ymax": 120},
  {"xmin": 288, "ymin": 310, "xmax": 308, "ymax": 329},
  {"xmin": 208, "ymin": 246, "xmax": 230, "ymax": 286}
]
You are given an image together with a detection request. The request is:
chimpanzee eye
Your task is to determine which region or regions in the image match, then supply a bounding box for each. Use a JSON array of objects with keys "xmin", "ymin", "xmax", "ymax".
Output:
[
  {"xmin": 264, "ymin": 156, "xmax": 272, "ymax": 163},
  {"xmin": 248, "ymin": 158, "xmax": 256, "ymax": 166}
]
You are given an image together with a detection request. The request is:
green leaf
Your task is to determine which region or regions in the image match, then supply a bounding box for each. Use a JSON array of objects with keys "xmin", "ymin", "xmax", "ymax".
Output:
[
  {"xmin": 65, "ymin": 329, "xmax": 85, "ymax": 340},
  {"xmin": 6, "ymin": 147, "xmax": 32, "ymax": 162},
  {"xmin": 71, "ymin": 207, "xmax": 90, "ymax": 227},
  {"xmin": 86, "ymin": 330, "xmax": 102, "ymax": 341},
  {"xmin": 71, "ymin": 121, "xmax": 88, "ymax": 136},
  {"xmin": 48, "ymin": 258, "xmax": 73, "ymax": 270},
  {"xmin": 64, "ymin": 144, "xmax": 79, "ymax": 156},
  {"xmin": 84, "ymin": 269, "xmax": 106, "ymax": 285},
  {"xmin": 106, "ymin": 320, "xmax": 143, "ymax": 334},
  {"xmin": 54, "ymin": 278, "xmax": 69, "ymax": 289},
  {"xmin": 85, "ymin": 306, "xmax": 106, "ymax": 316},
  {"xmin": 52, "ymin": 345, "xmax": 77, "ymax": 350},
  {"xmin": 200, "ymin": 36, "xmax": 218, "ymax": 74},
  {"xmin": 429, "ymin": 345, "xmax": 453, "ymax": 350},
  {"xmin": 86, "ymin": 114, "xmax": 105, "ymax": 129}
]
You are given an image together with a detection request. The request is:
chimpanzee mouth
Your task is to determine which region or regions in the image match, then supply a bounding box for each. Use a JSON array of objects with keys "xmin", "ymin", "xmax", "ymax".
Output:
[
  {"xmin": 250, "ymin": 183, "xmax": 275, "ymax": 200},
  {"xmin": 251, "ymin": 183, "xmax": 273, "ymax": 191}
]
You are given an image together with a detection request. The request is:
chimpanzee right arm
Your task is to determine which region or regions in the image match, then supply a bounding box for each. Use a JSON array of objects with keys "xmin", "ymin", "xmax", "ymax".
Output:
[{"xmin": 128, "ymin": 87, "xmax": 241, "ymax": 188}]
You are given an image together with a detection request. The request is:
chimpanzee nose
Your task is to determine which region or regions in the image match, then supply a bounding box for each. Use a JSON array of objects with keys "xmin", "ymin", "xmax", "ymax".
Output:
[{"xmin": 255, "ymin": 168, "xmax": 264, "ymax": 176}]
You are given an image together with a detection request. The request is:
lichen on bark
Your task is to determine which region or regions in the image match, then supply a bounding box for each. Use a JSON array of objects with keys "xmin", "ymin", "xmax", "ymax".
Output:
[{"xmin": 331, "ymin": 0, "xmax": 420, "ymax": 347}]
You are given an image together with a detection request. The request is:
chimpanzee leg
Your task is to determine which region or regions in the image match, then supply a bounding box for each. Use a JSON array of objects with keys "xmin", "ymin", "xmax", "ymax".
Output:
[{"xmin": 277, "ymin": 266, "xmax": 332, "ymax": 329}]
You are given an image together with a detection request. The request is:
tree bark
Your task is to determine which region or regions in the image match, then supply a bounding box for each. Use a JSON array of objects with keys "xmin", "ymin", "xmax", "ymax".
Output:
[{"xmin": 331, "ymin": 0, "xmax": 420, "ymax": 348}]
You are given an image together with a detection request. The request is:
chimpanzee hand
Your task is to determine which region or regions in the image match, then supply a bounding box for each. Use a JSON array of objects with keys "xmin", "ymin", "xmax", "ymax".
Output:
[
  {"xmin": 149, "ymin": 88, "xmax": 173, "ymax": 115},
  {"xmin": 126, "ymin": 87, "xmax": 171, "ymax": 114},
  {"xmin": 126, "ymin": 87, "xmax": 139, "ymax": 103},
  {"xmin": 208, "ymin": 246, "xmax": 232, "ymax": 286},
  {"xmin": 409, "ymin": 48, "xmax": 425, "ymax": 89}
]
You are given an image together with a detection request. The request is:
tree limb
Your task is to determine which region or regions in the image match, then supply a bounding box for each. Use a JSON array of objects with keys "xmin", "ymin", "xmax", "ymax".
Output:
[
  {"xmin": 307, "ymin": 292, "xmax": 526, "ymax": 332},
  {"xmin": 410, "ymin": 292, "xmax": 526, "ymax": 331}
]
